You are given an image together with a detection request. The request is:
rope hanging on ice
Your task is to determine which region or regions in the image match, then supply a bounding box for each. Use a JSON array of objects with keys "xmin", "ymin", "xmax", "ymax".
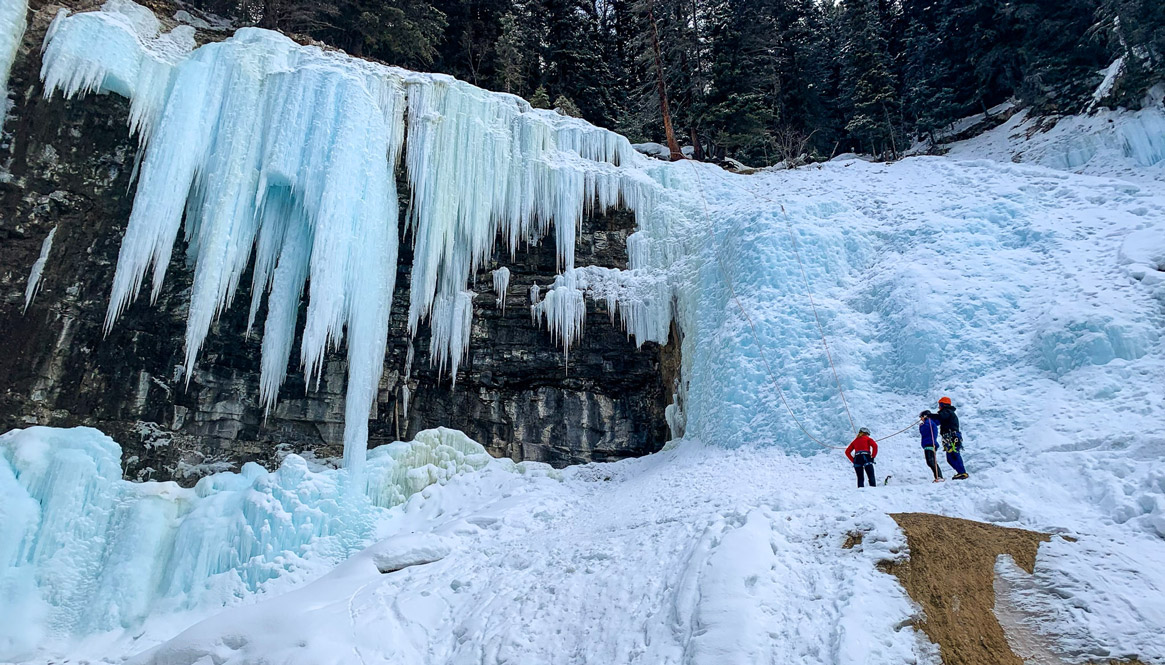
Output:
[{"xmin": 686, "ymin": 160, "xmax": 916, "ymax": 449}]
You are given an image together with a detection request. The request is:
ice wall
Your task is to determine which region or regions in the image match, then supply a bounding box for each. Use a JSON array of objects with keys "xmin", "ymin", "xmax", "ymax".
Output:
[
  {"xmin": 0, "ymin": 425, "xmax": 544, "ymax": 660},
  {"xmin": 39, "ymin": 1, "xmax": 687, "ymax": 472}
]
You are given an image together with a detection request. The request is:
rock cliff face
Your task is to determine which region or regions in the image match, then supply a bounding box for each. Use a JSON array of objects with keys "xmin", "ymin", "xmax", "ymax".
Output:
[{"xmin": 0, "ymin": 1, "xmax": 674, "ymax": 482}]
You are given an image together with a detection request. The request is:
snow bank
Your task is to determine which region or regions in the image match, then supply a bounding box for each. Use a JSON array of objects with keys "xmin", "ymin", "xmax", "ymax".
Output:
[
  {"xmin": 39, "ymin": 1, "xmax": 690, "ymax": 472},
  {"xmin": 0, "ymin": 425, "xmax": 549, "ymax": 661},
  {"xmin": 1120, "ymin": 223, "xmax": 1165, "ymax": 304}
]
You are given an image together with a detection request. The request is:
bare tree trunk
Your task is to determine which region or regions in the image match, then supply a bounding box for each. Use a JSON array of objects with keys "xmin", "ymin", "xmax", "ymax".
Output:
[
  {"xmin": 882, "ymin": 102, "xmax": 898, "ymax": 160},
  {"xmin": 648, "ymin": 0, "xmax": 683, "ymax": 161},
  {"xmin": 689, "ymin": 127, "xmax": 704, "ymax": 161}
]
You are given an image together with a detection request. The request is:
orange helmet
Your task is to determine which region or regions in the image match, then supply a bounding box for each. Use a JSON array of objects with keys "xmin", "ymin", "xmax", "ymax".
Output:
[{"xmin": 938, "ymin": 396, "xmax": 952, "ymax": 405}]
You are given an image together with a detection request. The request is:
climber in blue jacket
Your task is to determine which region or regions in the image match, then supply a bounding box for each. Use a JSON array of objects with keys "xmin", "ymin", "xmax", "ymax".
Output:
[{"xmin": 918, "ymin": 410, "xmax": 943, "ymax": 482}]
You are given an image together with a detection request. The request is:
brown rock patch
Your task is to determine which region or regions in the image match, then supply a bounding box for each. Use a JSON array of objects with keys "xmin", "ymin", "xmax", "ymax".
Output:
[{"xmin": 881, "ymin": 512, "xmax": 1050, "ymax": 665}]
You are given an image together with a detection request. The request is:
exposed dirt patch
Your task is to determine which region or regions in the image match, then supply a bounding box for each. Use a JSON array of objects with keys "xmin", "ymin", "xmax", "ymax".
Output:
[
  {"xmin": 881, "ymin": 513, "xmax": 1050, "ymax": 665},
  {"xmin": 841, "ymin": 530, "xmax": 864, "ymax": 549}
]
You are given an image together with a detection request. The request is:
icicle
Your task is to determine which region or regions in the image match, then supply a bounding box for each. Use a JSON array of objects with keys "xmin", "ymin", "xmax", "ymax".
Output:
[
  {"xmin": 404, "ymin": 342, "xmax": 415, "ymax": 382},
  {"xmin": 492, "ymin": 267, "xmax": 510, "ymax": 313},
  {"xmin": 533, "ymin": 266, "xmax": 672, "ymax": 349},
  {"xmin": 532, "ymin": 273, "xmax": 586, "ymax": 362},
  {"xmin": 0, "ymin": 0, "xmax": 28, "ymax": 130},
  {"xmin": 23, "ymin": 226, "xmax": 56, "ymax": 312},
  {"xmin": 428, "ymin": 290, "xmax": 475, "ymax": 382},
  {"xmin": 529, "ymin": 283, "xmax": 540, "ymax": 324},
  {"xmin": 400, "ymin": 384, "xmax": 410, "ymax": 421}
]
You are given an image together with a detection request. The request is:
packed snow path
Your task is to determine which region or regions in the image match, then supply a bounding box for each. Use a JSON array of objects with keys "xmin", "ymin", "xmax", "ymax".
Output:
[{"xmin": 5, "ymin": 149, "xmax": 1164, "ymax": 663}]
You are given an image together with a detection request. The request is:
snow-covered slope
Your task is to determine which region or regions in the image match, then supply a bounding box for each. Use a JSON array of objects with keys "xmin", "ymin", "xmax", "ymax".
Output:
[
  {"xmin": 947, "ymin": 101, "xmax": 1165, "ymax": 184},
  {"xmin": 5, "ymin": 150, "xmax": 1165, "ymax": 663}
]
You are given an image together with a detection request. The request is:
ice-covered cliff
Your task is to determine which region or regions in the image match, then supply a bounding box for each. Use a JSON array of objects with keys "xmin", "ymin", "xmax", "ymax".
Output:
[{"xmin": 34, "ymin": 0, "xmax": 697, "ymax": 473}]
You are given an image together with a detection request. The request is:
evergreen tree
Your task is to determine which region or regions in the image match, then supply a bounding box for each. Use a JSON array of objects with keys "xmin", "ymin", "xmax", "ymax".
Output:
[
  {"xmin": 1100, "ymin": 0, "xmax": 1165, "ymax": 106},
  {"xmin": 840, "ymin": 0, "xmax": 902, "ymax": 156},
  {"xmin": 703, "ymin": 0, "xmax": 777, "ymax": 160},
  {"xmin": 494, "ymin": 0, "xmax": 545, "ymax": 96},
  {"xmin": 429, "ymin": 0, "xmax": 513, "ymax": 85},
  {"xmin": 529, "ymin": 86, "xmax": 553, "ymax": 108},
  {"xmin": 1011, "ymin": 0, "xmax": 1110, "ymax": 112},
  {"xmin": 542, "ymin": 0, "xmax": 619, "ymax": 126},
  {"xmin": 322, "ymin": 0, "xmax": 447, "ymax": 65},
  {"xmin": 553, "ymin": 94, "xmax": 583, "ymax": 117}
]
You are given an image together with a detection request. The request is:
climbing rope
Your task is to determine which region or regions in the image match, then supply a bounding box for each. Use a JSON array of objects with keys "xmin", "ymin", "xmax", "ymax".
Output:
[
  {"xmin": 686, "ymin": 162, "xmax": 843, "ymax": 450},
  {"xmin": 780, "ymin": 205, "xmax": 857, "ymax": 436},
  {"xmin": 685, "ymin": 160, "xmax": 917, "ymax": 448}
]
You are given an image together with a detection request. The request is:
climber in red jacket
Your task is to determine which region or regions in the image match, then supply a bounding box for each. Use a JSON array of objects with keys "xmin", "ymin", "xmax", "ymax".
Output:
[{"xmin": 845, "ymin": 427, "xmax": 879, "ymax": 488}]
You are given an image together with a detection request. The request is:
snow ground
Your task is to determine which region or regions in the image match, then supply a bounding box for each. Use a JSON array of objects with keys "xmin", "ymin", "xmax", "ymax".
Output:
[{"xmin": 5, "ymin": 144, "xmax": 1165, "ymax": 664}]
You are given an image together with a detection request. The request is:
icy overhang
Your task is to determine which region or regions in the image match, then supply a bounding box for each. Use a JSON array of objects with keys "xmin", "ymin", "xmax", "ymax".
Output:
[{"xmin": 39, "ymin": 0, "xmax": 686, "ymax": 474}]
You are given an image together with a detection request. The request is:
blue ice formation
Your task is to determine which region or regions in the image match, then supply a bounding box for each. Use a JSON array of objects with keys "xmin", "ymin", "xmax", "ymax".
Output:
[
  {"xmin": 0, "ymin": 425, "xmax": 530, "ymax": 660},
  {"xmin": 39, "ymin": 1, "xmax": 692, "ymax": 472},
  {"xmin": 34, "ymin": 0, "xmax": 869, "ymax": 463}
]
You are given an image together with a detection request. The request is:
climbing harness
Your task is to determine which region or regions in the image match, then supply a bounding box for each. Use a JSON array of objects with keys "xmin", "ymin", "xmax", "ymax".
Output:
[{"xmin": 686, "ymin": 160, "xmax": 920, "ymax": 450}]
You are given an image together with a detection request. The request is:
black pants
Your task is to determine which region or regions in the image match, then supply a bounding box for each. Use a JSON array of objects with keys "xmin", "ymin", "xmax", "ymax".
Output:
[
  {"xmin": 854, "ymin": 455, "xmax": 876, "ymax": 487},
  {"xmin": 924, "ymin": 448, "xmax": 942, "ymax": 478}
]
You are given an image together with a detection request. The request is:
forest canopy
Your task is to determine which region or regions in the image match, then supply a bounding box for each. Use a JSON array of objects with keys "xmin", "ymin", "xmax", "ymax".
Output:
[{"xmin": 193, "ymin": 0, "xmax": 1165, "ymax": 165}]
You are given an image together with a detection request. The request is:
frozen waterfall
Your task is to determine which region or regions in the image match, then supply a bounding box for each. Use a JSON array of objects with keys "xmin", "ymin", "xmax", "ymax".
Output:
[{"xmin": 39, "ymin": 1, "xmax": 690, "ymax": 472}]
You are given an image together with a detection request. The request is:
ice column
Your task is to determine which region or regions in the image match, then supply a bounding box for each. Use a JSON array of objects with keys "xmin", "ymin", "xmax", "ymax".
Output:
[
  {"xmin": 23, "ymin": 226, "xmax": 56, "ymax": 311},
  {"xmin": 0, "ymin": 0, "xmax": 28, "ymax": 128}
]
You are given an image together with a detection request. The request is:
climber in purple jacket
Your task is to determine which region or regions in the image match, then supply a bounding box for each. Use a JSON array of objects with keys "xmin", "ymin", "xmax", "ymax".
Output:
[{"xmin": 918, "ymin": 410, "xmax": 943, "ymax": 482}]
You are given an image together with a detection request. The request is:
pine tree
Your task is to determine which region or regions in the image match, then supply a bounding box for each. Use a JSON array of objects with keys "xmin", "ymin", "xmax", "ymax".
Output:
[
  {"xmin": 553, "ymin": 94, "xmax": 583, "ymax": 117},
  {"xmin": 840, "ymin": 0, "xmax": 902, "ymax": 157},
  {"xmin": 1100, "ymin": 0, "xmax": 1165, "ymax": 106},
  {"xmin": 703, "ymin": 0, "xmax": 776, "ymax": 160},
  {"xmin": 529, "ymin": 86, "xmax": 553, "ymax": 108},
  {"xmin": 542, "ymin": 0, "xmax": 619, "ymax": 126},
  {"xmin": 494, "ymin": 0, "xmax": 545, "ymax": 96},
  {"xmin": 1011, "ymin": 0, "xmax": 1110, "ymax": 112}
]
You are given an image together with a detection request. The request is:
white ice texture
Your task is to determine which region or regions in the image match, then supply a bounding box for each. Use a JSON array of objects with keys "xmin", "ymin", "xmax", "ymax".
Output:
[
  {"xmin": 0, "ymin": 0, "xmax": 27, "ymax": 121},
  {"xmin": 0, "ymin": 425, "xmax": 548, "ymax": 660},
  {"xmin": 39, "ymin": 1, "xmax": 684, "ymax": 472},
  {"xmin": 491, "ymin": 266, "xmax": 509, "ymax": 312}
]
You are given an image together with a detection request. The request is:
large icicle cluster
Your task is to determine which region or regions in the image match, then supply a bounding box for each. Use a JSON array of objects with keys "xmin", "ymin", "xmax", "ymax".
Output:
[
  {"xmin": 532, "ymin": 266, "xmax": 674, "ymax": 356},
  {"xmin": 39, "ymin": 1, "xmax": 686, "ymax": 471}
]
